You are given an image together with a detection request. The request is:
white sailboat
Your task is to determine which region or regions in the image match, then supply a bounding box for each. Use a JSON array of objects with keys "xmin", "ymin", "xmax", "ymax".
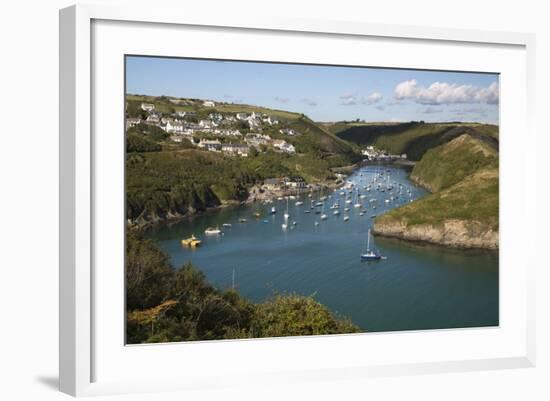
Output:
[
  {"xmin": 320, "ymin": 202, "xmax": 327, "ymax": 220},
  {"xmin": 284, "ymin": 197, "xmax": 290, "ymax": 220},
  {"xmin": 360, "ymin": 229, "xmax": 384, "ymax": 261}
]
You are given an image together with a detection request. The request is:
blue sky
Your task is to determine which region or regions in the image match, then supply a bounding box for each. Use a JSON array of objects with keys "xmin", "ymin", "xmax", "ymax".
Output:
[{"xmin": 126, "ymin": 56, "xmax": 499, "ymax": 124}]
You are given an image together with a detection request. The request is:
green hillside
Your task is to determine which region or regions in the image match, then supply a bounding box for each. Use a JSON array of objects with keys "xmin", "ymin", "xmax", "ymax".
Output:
[
  {"xmin": 125, "ymin": 95, "xmax": 361, "ymax": 225},
  {"xmin": 373, "ymin": 135, "xmax": 499, "ymax": 249},
  {"xmin": 328, "ymin": 122, "xmax": 498, "ymax": 161},
  {"xmin": 410, "ymin": 134, "xmax": 499, "ymax": 192}
]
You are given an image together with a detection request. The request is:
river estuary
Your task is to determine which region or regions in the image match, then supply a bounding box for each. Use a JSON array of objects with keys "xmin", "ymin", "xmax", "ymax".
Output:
[{"xmin": 145, "ymin": 165, "xmax": 498, "ymax": 332}]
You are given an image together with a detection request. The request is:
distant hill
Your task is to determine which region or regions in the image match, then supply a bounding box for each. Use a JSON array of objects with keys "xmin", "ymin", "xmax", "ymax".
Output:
[
  {"xmin": 373, "ymin": 134, "xmax": 499, "ymax": 249},
  {"xmin": 326, "ymin": 121, "xmax": 498, "ymax": 161}
]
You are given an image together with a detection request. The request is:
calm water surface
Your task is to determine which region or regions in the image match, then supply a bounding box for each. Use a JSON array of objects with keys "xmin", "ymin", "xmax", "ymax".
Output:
[{"xmin": 146, "ymin": 166, "xmax": 499, "ymax": 332}]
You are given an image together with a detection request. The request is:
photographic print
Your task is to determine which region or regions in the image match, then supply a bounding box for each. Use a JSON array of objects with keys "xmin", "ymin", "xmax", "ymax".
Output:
[{"xmin": 125, "ymin": 56, "xmax": 499, "ymax": 344}]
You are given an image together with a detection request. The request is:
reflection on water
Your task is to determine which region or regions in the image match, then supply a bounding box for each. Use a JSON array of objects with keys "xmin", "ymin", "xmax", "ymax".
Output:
[{"xmin": 145, "ymin": 166, "xmax": 498, "ymax": 332}]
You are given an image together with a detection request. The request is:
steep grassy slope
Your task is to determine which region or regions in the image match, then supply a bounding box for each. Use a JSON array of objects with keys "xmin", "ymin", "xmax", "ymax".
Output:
[
  {"xmin": 373, "ymin": 135, "xmax": 499, "ymax": 249},
  {"xmin": 410, "ymin": 134, "xmax": 499, "ymax": 192},
  {"xmin": 329, "ymin": 122, "xmax": 498, "ymax": 161}
]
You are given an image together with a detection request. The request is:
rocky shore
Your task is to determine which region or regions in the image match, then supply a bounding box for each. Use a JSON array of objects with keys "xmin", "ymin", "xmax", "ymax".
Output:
[{"xmin": 373, "ymin": 219, "xmax": 498, "ymax": 250}]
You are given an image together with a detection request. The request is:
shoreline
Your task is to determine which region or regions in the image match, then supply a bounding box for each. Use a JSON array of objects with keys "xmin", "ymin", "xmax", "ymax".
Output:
[{"xmin": 130, "ymin": 161, "xmax": 418, "ymax": 232}]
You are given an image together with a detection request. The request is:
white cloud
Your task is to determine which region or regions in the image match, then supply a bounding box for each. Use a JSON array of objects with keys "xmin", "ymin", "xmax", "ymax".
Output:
[
  {"xmin": 302, "ymin": 98, "xmax": 318, "ymax": 106},
  {"xmin": 274, "ymin": 96, "xmax": 290, "ymax": 103},
  {"xmin": 394, "ymin": 80, "xmax": 499, "ymax": 105},
  {"xmin": 367, "ymin": 92, "xmax": 383, "ymax": 105},
  {"xmin": 340, "ymin": 91, "xmax": 383, "ymax": 106}
]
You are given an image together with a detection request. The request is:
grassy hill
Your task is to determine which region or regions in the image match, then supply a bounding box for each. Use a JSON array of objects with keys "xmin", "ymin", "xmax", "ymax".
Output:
[
  {"xmin": 125, "ymin": 95, "xmax": 361, "ymax": 225},
  {"xmin": 126, "ymin": 94, "xmax": 303, "ymax": 121},
  {"xmin": 327, "ymin": 121, "xmax": 498, "ymax": 161},
  {"xmin": 410, "ymin": 134, "xmax": 499, "ymax": 192},
  {"xmin": 373, "ymin": 134, "xmax": 499, "ymax": 249}
]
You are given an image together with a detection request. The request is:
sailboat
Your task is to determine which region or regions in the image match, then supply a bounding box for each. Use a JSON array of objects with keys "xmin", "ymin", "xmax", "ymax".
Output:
[
  {"xmin": 284, "ymin": 198, "xmax": 290, "ymax": 220},
  {"xmin": 361, "ymin": 229, "xmax": 384, "ymax": 261},
  {"xmin": 354, "ymin": 189, "xmax": 361, "ymax": 208},
  {"xmin": 320, "ymin": 202, "xmax": 327, "ymax": 220}
]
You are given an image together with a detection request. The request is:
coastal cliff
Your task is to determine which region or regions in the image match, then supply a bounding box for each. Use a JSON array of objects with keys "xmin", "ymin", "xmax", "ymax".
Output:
[{"xmin": 373, "ymin": 134, "xmax": 499, "ymax": 250}]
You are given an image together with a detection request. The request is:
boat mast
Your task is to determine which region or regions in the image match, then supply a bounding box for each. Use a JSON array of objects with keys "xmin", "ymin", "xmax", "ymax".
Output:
[
  {"xmin": 232, "ymin": 268, "xmax": 235, "ymax": 290},
  {"xmin": 367, "ymin": 229, "xmax": 371, "ymax": 252}
]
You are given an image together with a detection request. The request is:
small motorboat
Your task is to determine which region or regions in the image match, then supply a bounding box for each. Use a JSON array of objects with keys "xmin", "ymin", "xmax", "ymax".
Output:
[
  {"xmin": 181, "ymin": 235, "xmax": 201, "ymax": 247},
  {"xmin": 204, "ymin": 226, "xmax": 222, "ymax": 235},
  {"xmin": 222, "ymin": 223, "xmax": 232, "ymax": 228}
]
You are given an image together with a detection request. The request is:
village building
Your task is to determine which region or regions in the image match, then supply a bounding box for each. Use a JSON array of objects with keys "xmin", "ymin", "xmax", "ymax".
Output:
[
  {"xmin": 197, "ymin": 139, "xmax": 222, "ymax": 151},
  {"xmin": 203, "ymin": 100, "xmax": 216, "ymax": 107},
  {"xmin": 222, "ymin": 143, "xmax": 249, "ymax": 157},
  {"xmin": 236, "ymin": 113, "xmax": 248, "ymax": 121},
  {"xmin": 208, "ymin": 113, "xmax": 224, "ymax": 122},
  {"xmin": 279, "ymin": 128, "xmax": 299, "ymax": 136},
  {"xmin": 264, "ymin": 116, "xmax": 279, "ymax": 125},
  {"xmin": 126, "ymin": 118, "xmax": 141, "ymax": 129},
  {"xmin": 141, "ymin": 103, "xmax": 155, "ymax": 112},
  {"xmin": 221, "ymin": 129, "xmax": 242, "ymax": 137},
  {"xmin": 248, "ymin": 118, "xmax": 261, "ymax": 130},
  {"xmin": 272, "ymin": 139, "xmax": 296, "ymax": 154},
  {"xmin": 284, "ymin": 177, "xmax": 307, "ymax": 189},
  {"xmin": 165, "ymin": 120, "xmax": 185, "ymax": 133},
  {"xmin": 145, "ymin": 115, "xmax": 160, "ymax": 125},
  {"xmin": 263, "ymin": 178, "xmax": 284, "ymax": 191},
  {"xmin": 199, "ymin": 119, "xmax": 217, "ymax": 129}
]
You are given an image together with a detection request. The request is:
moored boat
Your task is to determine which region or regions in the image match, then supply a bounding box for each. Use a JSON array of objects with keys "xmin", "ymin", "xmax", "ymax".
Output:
[
  {"xmin": 361, "ymin": 229, "xmax": 384, "ymax": 261},
  {"xmin": 204, "ymin": 226, "xmax": 222, "ymax": 235},
  {"xmin": 181, "ymin": 235, "xmax": 201, "ymax": 247}
]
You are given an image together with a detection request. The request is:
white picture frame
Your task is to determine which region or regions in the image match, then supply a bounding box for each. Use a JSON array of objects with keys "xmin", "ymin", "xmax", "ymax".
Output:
[{"xmin": 59, "ymin": 4, "xmax": 536, "ymax": 397}]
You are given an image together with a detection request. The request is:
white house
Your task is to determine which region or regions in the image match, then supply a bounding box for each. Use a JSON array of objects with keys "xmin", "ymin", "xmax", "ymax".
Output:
[
  {"xmin": 197, "ymin": 139, "xmax": 222, "ymax": 151},
  {"xmin": 221, "ymin": 129, "xmax": 242, "ymax": 137},
  {"xmin": 248, "ymin": 119, "xmax": 261, "ymax": 129},
  {"xmin": 222, "ymin": 143, "xmax": 249, "ymax": 157},
  {"xmin": 203, "ymin": 100, "xmax": 216, "ymax": 107},
  {"xmin": 126, "ymin": 118, "xmax": 141, "ymax": 129},
  {"xmin": 141, "ymin": 103, "xmax": 155, "ymax": 112},
  {"xmin": 165, "ymin": 120, "xmax": 184, "ymax": 133},
  {"xmin": 279, "ymin": 128, "xmax": 298, "ymax": 136},
  {"xmin": 145, "ymin": 115, "xmax": 160, "ymax": 125},
  {"xmin": 272, "ymin": 139, "xmax": 296, "ymax": 154},
  {"xmin": 199, "ymin": 120, "xmax": 216, "ymax": 129}
]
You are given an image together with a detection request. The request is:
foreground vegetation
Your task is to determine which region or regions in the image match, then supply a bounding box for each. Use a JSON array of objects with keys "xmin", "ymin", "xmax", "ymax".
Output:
[{"xmin": 126, "ymin": 232, "xmax": 360, "ymax": 343}]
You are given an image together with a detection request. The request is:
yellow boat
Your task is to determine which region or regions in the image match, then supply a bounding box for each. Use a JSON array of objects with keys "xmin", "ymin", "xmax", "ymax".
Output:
[{"xmin": 181, "ymin": 234, "xmax": 201, "ymax": 247}]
